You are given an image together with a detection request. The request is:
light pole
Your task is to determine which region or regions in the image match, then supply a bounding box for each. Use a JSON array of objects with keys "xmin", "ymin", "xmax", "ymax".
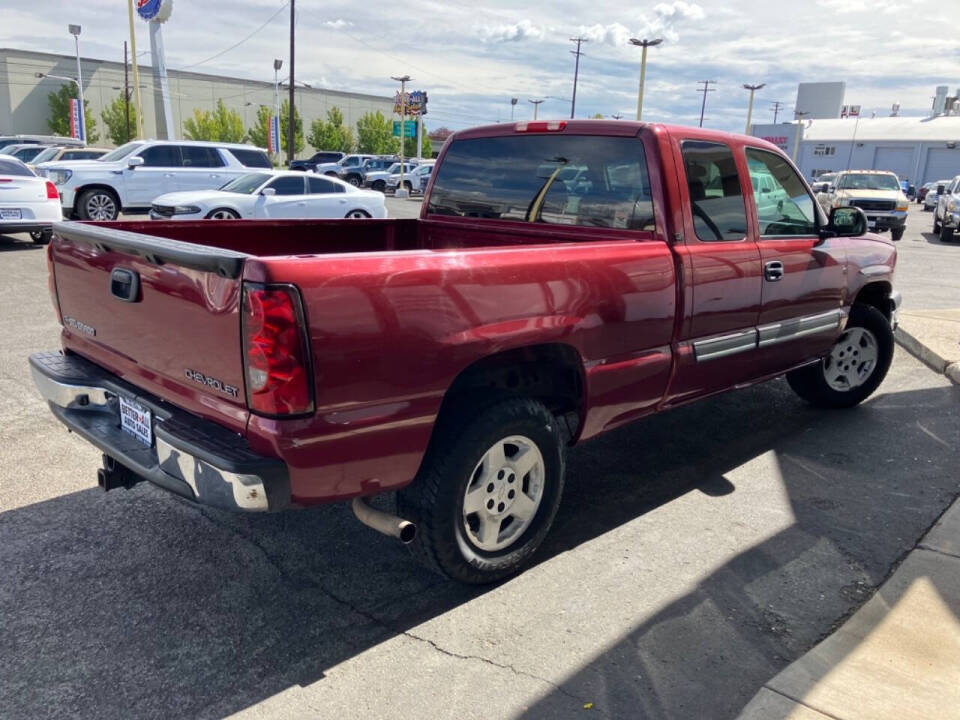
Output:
[
  {"xmin": 67, "ymin": 24, "xmax": 85, "ymax": 143},
  {"xmin": 392, "ymin": 75, "xmax": 411, "ymax": 198},
  {"xmin": 629, "ymin": 37, "xmax": 662, "ymax": 121},
  {"xmin": 528, "ymin": 99, "xmax": 543, "ymax": 120},
  {"xmin": 510, "ymin": 97, "xmax": 518, "ymax": 121},
  {"xmin": 743, "ymin": 83, "xmax": 766, "ymax": 134},
  {"xmin": 793, "ymin": 110, "xmax": 808, "ymax": 163},
  {"xmin": 36, "ymin": 71, "xmax": 84, "ymax": 139},
  {"xmin": 273, "ymin": 58, "xmax": 282, "ymax": 136},
  {"xmin": 569, "ymin": 37, "xmax": 587, "ymax": 119}
]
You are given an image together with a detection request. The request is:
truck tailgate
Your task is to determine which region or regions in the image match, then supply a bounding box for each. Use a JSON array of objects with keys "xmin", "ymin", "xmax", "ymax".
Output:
[{"xmin": 50, "ymin": 222, "xmax": 251, "ymax": 433}]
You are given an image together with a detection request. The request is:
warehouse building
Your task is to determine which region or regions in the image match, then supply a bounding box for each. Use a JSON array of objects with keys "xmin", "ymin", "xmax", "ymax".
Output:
[
  {"xmin": 0, "ymin": 47, "xmax": 394, "ymax": 151},
  {"xmin": 753, "ymin": 115, "xmax": 960, "ymax": 185}
]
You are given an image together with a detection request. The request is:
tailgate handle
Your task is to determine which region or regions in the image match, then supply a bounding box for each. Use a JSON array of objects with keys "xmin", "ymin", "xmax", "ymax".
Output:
[{"xmin": 110, "ymin": 268, "xmax": 141, "ymax": 303}]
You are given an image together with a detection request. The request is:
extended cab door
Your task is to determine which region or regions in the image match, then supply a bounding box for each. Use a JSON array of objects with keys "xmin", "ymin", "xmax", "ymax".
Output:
[
  {"xmin": 744, "ymin": 147, "xmax": 845, "ymax": 372},
  {"xmin": 666, "ymin": 138, "xmax": 763, "ymax": 403}
]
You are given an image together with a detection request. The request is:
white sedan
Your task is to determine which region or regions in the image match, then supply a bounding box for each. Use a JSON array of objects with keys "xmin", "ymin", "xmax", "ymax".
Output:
[
  {"xmin": 150, "ymin": 170, "xmax": 387, "ymax": 220},
  {"xmin": 0, "ymin": 156, "xmax": 62, "ymax": 244}
]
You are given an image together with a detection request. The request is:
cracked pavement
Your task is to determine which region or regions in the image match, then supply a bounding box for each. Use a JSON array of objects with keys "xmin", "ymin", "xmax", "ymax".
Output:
[{"xmin": 1, "ymin": 206, "xmax": 958, "ymax": 719}]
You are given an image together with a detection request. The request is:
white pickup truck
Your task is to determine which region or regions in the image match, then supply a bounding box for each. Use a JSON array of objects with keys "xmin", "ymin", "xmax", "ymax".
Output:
[{"xmin": 813, "ymin": 170, "xmax": 908, "ymax": 241}]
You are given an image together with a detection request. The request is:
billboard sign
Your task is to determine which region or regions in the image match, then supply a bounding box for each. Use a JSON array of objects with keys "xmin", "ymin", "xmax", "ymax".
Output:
[
  {"xmin": 393, "ymin": 120, "xmax": 417, "ymax": 138},
  {"xmin": 137, "ymin": 0, "xmax": 173, "ymax": 23},
  {"xmin": 394, "ymin": 90, "xmax": 427, "ymax": 116},
  {"xmin": 68, "ymin": 98, "xmax": 84, "ymax": 141},
  {"xmin": 268, "ymin": 114, "xmax": 280, "ymax": 155}
]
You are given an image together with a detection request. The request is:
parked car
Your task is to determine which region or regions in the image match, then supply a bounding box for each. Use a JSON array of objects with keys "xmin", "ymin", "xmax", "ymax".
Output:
[
  {"xmin": 28, "ymin": 145, "xmax": 109, "ymax": 170},
  {"xmin": 339, "ymin": 156, "xmax": 400, "ymax": 187},
  {"xmin": 810, "ymin": 172, "xmax": 837, "ymax": 193},
  {"xmin": 417, "ymin": 163, "xmax": 434, "ymax": 193},
  {"xmin": 932, "ymin": 175, "xmax": 960, "ymax": 242},
  {"xmin": 314, "ymin": 153, "xmax": 376, "ymax": 178},
  {"xmin": 363, "ymin": 161, "xmax": 418, "ymax": 192},
  {"xmin": 917, "ymin": 182, "xmax": 935, "ymax": 205},
  {"xmin": 385, "ymin": 161, "xmax": 435, "ymax": 193},
  {"xmin": 923, "ymin": 181, "xmax": 949, "ymax": 211},
  {"xmin": 0, "ymin": 144, "xmax": 55, "ymax": 163},
  {"xmin": 289, "ymin": 151, "xmax": 346, "ymax": 172},
  {"xmin": 0, "ymin": 134, "xmax": 83, "ymax": 153},
  {"xmin": 0, "ymin": 156, "xmax": 61, "ymax": 243},
  {"xmin": 816, "ymin": 170, "xmax": 908, "ymax": 241},
  {"xmin": 42, "ymin": 140, "xmax": 273, "ymax": 221},
  {"xmin": 30, "ymin": 121, "xmax": 899, "ymax": 584},
  {"xmin": 149, "ymin": 171, "xmax": 386, "ymax": 220}
]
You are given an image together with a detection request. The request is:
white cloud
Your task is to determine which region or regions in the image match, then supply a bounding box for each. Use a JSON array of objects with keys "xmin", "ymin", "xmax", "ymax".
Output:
[
  {"xmin": 578, "ymin": 22, "xmax": 632, "ymax": 46},
  {"xmin": 578, "ymin": 1, "xmax": 705, "ymax": 47},
  {"xmin": 322, "ymin": 19, "xmax": 353, "ymax": 30},
  {"xmin": 653, "ymin": 1, "xmax": 705, "ymax": 21},
  {"xmin": 477, "ymin": 19, "xmax": 544, "ymax": 43}
]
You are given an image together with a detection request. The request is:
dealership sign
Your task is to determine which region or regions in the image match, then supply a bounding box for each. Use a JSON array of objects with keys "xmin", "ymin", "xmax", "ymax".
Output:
[
  {"xmin": 268, "ymin": 115, "xmax": 280, "ymax": 155},
  {"xmin": 394, "ymin": 90, "xmax": 427, "ymax": 116},
  {"xmin": 137, "ymin": 0, "xmax": 173, "ymax": 23},
  {"xmin": 68, "ymin": 98, "xmax": 84, "ymax": 141}
]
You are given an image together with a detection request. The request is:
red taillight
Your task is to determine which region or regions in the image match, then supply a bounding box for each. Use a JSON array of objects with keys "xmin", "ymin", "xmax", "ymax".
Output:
[
  {"xmin": 241, "ymin": 283, "xmax": 314, "ymax": 416},
  {"xmin": 45, "ymin": 180, "xmax": 59, "ymax": 200},
  {"xmin": 515, "ymin": 121, "xmax": 567, "ymax": 133}
]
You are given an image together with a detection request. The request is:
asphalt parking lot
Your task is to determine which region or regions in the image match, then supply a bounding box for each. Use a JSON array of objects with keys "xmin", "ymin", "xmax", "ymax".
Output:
[{"xmin": 0, "ymin": 204, "xmax": 957, "ymax": 720}]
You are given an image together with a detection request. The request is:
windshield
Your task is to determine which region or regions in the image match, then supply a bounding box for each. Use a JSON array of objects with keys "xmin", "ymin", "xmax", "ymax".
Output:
[
  {"xmin": 99, "ymin": 142, "xmax": 144, "ymax": 162},
  {"xmin": 219, "ymin": 172, "xmax": 272, "ymax": 194},
  {"xmin": 838, "ymin": 173, "xmax": 900, "ymax": 191},
  {"xmin": 31, "ymin": 146, "xmax": 61, "ymax": 164}
]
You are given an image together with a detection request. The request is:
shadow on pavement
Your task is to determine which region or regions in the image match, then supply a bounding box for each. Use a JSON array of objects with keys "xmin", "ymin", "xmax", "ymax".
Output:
[
  {"xmin": 920, "ymin": 230, "xmax": 959, "ymax": 246},
  {"xmin": 0, "ymin": 233, "xmax": 43, "ymax": 252},
  {"xmin": 1, "ymin": 376, "xmax": 957, "ymax": 719}
]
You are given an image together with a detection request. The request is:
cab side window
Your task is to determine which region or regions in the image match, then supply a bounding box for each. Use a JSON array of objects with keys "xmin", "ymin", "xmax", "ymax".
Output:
[
  {"xmin": 267, "ymin": 176, "xmax": 306, "ymax": 195},
  {"xmin": 681, "ymin": 141, "xmax": 748, "ymax": 241},
  {"xmin": 139, "ymin": 145, "xmax": 181, "ymax": 168},
  {"xmin": 308, "ymin": 176, "xmax": 344, "ymax": 194},
  {"xmin": 745, "ymin": 148, "xmax": 817, "ymax": 236}
]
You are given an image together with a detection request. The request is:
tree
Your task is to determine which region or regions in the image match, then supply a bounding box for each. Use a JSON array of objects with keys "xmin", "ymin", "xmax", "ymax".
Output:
[
  {"xmin": 46, "ymin": 84, "xmax": 98, "ymax": 143},
  {"xmin": 307, "ymin": 106, "xmax": 354, "ymax": 153},
  {"xmin": 591, "ymin": 112, "xmax": 604, "ymax": 119},
  {"xmin": 355, "ymin": 110, "xmax": 396, "ymax": 154},
  {"xmin": 101, "ymin": 94, "xmax": 140, "ymax": 146},
  {"xmin": 183, "ymin": 100, "xmax": 245, "ymax": 143},
  {"xmin": 248, "ymin": 99, "xmax": 303, "ymax": 159}
]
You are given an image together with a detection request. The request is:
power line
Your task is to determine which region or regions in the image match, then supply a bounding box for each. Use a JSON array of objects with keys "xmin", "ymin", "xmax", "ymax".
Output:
[
  {"xmin": 770, "ymin": 100, "xmax": 784, "ymax": 123},
  {"xmin": 569, "ymin": 37, "xmax": 587, "ymax": 119},
  {"xmin": 179, "ymin": 1, "xmax": 289, "ymax": 71},
  {"xmin": 696, "ymin": 80, "xmax": 716, "ymax": 127}
]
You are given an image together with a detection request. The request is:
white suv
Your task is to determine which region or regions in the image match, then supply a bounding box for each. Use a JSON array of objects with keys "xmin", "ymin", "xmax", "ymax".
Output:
[{"xmin": 39, "ymin": 140, "xmax": 272, "ymax": 220}]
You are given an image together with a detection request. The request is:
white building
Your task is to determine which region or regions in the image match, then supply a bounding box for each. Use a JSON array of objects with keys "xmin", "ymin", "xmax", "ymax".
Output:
[{"xmin": 0, "ymin": 47, "xmax": 394, "ymax": 152}]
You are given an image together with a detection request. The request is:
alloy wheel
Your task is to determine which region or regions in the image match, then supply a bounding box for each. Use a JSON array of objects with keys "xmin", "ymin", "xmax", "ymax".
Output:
[
  {"xmin": 823, "ymin": 326, "xmax": 878, "ymax": 391},
  {"xmin": 86, "ymin": 194, "xmax": 117, "ymax": 221}
]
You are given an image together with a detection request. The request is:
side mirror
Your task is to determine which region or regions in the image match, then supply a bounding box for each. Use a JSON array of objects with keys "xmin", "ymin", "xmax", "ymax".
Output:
[
  {"xmin": 260, "ymin": 187, "xmax": 277, "ymax": 197},
  {"xmin": 826, "ymin": 206, "xmax": 867, "ymax": 238},
  {"xmin": 127, "ymin": 156, "xmax": 144, "ymax": 168}
]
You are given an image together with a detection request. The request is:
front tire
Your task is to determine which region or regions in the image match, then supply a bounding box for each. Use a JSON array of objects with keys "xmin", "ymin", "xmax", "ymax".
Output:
[
  {"xmin": 940, "ymin": 223, "xmax": 954, "ymax": 243},
  {"xmin": 344, "ymin": 209, "xmax": 371, "ymax": 219},
  {"xmin": 398, "ymin": 396, "xmax": 565, "ymax": 584},
  {"xmin": 205, "ymin": 208, "xmax": 240, "ymax": 220},
  {"xmin": 30, "ymin": 229, "xmax": 52, "ymax": 244},
  {"xmin": 933, "ymin": 212, "xmax": 941, "ymax": 233},
  {"xmin": 786, "ymin": 304, "xmax": 893, "ymax": 409},
  {"xmin": 77, "ymin": 188, "xmax": 120, "ymax": 221},
  {"xmin": 372, "ymin": 180, "xmax": 386, "ymax": 192},
  {"xmin": 891, "ymin": 226, "xmax": 904, "ymax": 241}
]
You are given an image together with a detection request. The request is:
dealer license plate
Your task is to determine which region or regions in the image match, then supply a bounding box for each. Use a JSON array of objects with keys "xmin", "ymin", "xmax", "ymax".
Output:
[
  {"xmin": 0, "ymin": 208, "xmax": 22, "ymax": 220},
  {"xmin": 867, "ymin": 220, "xmax": 877, "ymax": 230},
  {"xmin": 119, "ymin": 396, "xmax": 152, "ymax": 447}
]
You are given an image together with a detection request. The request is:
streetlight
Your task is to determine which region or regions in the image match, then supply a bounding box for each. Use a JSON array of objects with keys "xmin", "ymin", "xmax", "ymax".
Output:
[
  {"xmin": 629, "ymin": 37, "xmax": 662, "ymax": 121},
  {"xmin": 273, "ymin": 59, "xmax": 282, "ymax": 160},
  {"xmin": 793, "ymin": 110, "xmax": 809, "ymax": 163},
  {"xmin": 743, "ymin": 83, "xmax": 766, "ymax": 134},
  {"xmin": 528, "ymin": 99, "xmax": 544, "ymax": 120},
  {"xmin": 391, "ymin": 75, "xmax": 412, "ymax": 198},
  {"xmin": 68, "ymin": 24, "xmax": 85, "ymax": 142},
  {"xmin": 510, "ymin": 97, "xmax": 518, "ymax": 121}
]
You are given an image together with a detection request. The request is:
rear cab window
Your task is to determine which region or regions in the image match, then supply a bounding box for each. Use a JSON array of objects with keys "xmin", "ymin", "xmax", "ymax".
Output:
[
  {"xmin": 229, "ymin": 148, "xmax": 272, "ymax": 168},
  {"xmin": 680, "ymin": 140, "xmax": 748, "ymax": 242},
  {"xmin": 427, "ymin": 134, "xmax": 656, "ymax": 232},
  {"xmin": 180, "ymin": 146, "xmax": 225, "ymax": 168}
]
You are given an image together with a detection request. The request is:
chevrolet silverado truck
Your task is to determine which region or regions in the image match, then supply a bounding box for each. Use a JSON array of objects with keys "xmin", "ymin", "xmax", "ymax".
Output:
[
  {"xmin": 31, "ymin": 120, "xmax": 900, "ymax": 584},
  {"xmin": 815, "ymin": 169, "xmax": 909, "ymax": 241}
]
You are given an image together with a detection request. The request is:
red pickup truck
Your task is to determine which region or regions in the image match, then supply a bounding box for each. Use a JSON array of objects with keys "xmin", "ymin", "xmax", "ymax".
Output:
[{"xmin": 31, "ymin": 120, "xmax": 899, "ymax": 583}]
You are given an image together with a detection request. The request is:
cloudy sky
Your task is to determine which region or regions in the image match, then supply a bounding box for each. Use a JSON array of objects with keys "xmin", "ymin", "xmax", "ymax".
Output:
[{"xmin": 3, "ymin": 0, "xmax": 960, "ymax": 133}]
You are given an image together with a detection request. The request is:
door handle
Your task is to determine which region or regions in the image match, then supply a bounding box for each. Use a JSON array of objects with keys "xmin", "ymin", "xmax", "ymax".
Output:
[
  {"xmin": 163, "ymin": 173, "xmax": 175, "ymax": 178},
  {"xmin": 210, "ymin": 174, "xmax": 220, "ymax": 179},
  {"xmin": 764, "ymin": 260, "xmax": 784, "ymax": 282}
]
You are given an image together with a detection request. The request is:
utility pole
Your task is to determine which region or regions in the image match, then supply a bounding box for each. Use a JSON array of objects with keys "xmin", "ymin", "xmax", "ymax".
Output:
[
  {"xmin": 391, "ymin": 75, "xmax": 411, "ymax": 198},
  {"xmin": 696, "ymin": 80, "xmax": 715, "ymax": 128},
  {"xmin": 793, "ymin": 110, "xmax": 808, "ymax": 162},
  {"xmin": 569, "ymin": 37, "xmax": 587, "ymax": 119},
  {"xmin": 771, "ymin": 100, "xmax": 784, "ymax": 124},
  {"xmin": 629, "ymin": 37, "xmax": 662, "ymax": 121},
  {"xmin": 743, "ymin": 82, "xmax": 765, "ymax": 134},
  {"xmin": 287, "ymin": 0, "xmax": 295, "ymax": 166},
  {"xmin": 126, "ymin": 0, "xmax": 145, "ymax": 138},
  {"xmin": 124, "ymin": 41, "xmax": 131, "ymax": 141},
  {"xmin": 528, "ymin": 98, "xmax": 543, "ymax": 120}
]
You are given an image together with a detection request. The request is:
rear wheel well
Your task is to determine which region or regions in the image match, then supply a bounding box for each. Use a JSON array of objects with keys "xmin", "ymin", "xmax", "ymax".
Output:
[
  {"xmin": 439, "ymin": 344, "xmax": 585, "ymax": 443},
  {"xmin": 853, "ymin": 281, "xmax": 892, "ymax": 320}
]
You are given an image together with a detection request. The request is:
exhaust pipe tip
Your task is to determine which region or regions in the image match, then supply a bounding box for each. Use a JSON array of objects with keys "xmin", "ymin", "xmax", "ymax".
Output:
[{"xmin": 352, "ymin": 497, "xmax": 417, "ymax": 545}]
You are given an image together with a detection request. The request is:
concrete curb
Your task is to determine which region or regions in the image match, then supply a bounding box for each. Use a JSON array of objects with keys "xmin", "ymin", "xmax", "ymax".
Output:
[{"xmin": 894, "ymin": 326, "xmax": 960, "ymax": 385}]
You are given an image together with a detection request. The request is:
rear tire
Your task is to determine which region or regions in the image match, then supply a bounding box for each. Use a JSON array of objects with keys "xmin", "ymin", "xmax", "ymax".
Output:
[
  {"xmin": 30, "ymin": 229, "xmax": 52, "ymax": 244},
  {"xmin": 77, "ymin": 188, "xmax": 120, "ymax": 221},
  {"xmin": 398, "ymin": 396, "xmax": 565, "ymax": 584},
  {"xmin": 345, "ymin": 175, "xmax": 361, "ymax": 187},
  {"xmin": 344, "ymin": 209, "xmax": 371, "ymax": 218},
  {"xmin": 786, "ymin": 304, "xmax": 893, "ymax": 409},
  {"xmin": 890, "ymin": 226, "xmax": 904, "ymax": 241},
  {"xmin": 372, "ymin": 180, "xmax": 386, "ymax": 192}
]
